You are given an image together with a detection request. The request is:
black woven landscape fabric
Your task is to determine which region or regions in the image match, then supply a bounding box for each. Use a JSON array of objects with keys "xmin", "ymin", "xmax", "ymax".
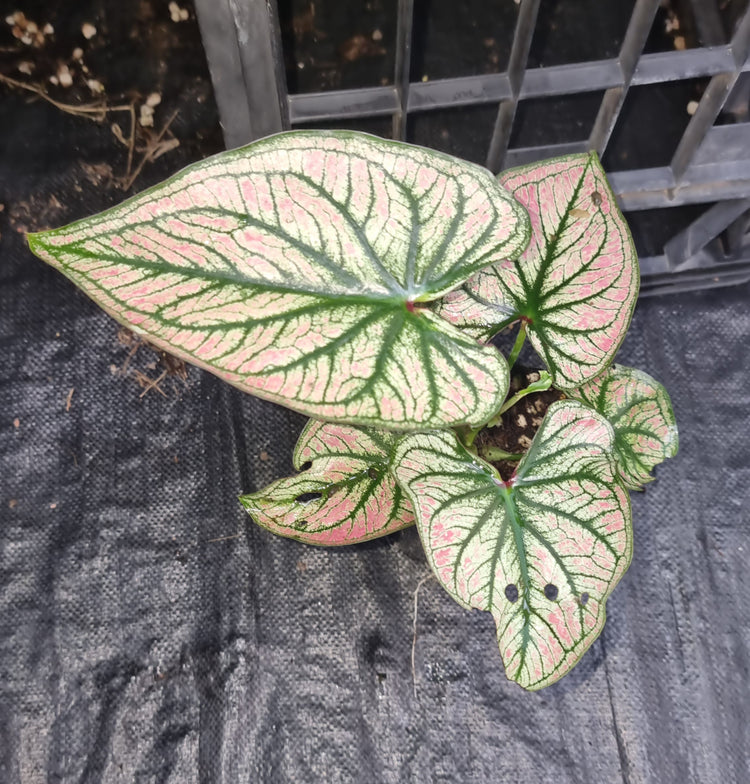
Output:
[{"xmin": 2, "ymin": 25, "xmax": 750, "ymax": 784}]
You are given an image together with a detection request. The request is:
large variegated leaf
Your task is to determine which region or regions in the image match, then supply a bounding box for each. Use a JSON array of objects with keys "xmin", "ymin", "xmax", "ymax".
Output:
[
  {"xmin": 240, "ymin": 420, "xmax": 414, "ymax": 545},
  {"xmin": 569, "ymin": 364, "xmax": 678, "ymax": 490},
  {"xmin": 28, "ymin": 130, "xmax": 530, "ymax": 429},
  {"xmin": 435, "ymin": 153, "xmax": 639, "ymax": 387},
  {"xmin": 393, "ymin": 400, "xmax": 632, "ymax": 690}
]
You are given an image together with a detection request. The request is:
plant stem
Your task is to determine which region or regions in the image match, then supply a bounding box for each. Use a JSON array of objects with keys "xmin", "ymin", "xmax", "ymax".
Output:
[
  {"xmin": 507, "ymin": 321, "xmax": 527, "ymax": 370},
  {"xmin": 478, "ymin": 447, "xmax": 524, "ymax": 462},
  {"xmin": 458, "ymin": 425, "xmax": 481, "ymax": 449},
  {"xmin": 486, "ymin": 371, "xmax": 553, "ymax": 427}
]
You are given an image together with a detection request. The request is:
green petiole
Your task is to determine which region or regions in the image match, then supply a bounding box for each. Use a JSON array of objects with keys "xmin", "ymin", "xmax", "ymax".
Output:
[
  {"xmin": 478, "ymin": 446, "xmax": 524, "ymax": 462},
  {"xmin": 486, "ymin": 371, "xmax": 553, "ymax": 428},
  {"xmin": 507, "ymin": 320, "xmax": 528, "ymax": 370}
]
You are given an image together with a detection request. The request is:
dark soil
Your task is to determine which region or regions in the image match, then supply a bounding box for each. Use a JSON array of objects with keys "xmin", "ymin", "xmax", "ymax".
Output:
[
  {"xmin": 0, "ymin": 1, "xmax": 223, "ymax": 395},
  {"xmin": 0, "ymin": 0, "xmax": 223, "ymax": 233},
  {"xmin": 476, "ymin": 367, "xmax": 565, "ymax": 481}
]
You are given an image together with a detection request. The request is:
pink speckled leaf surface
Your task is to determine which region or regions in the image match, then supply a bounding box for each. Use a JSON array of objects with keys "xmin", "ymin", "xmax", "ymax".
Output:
[
  {"xmin": 240, "ymin": 420, "xmax": 413, "ymax": 545},
  {"xmin": 436, "ymin": 153, "xmax": 639, "ymax": 387},
  {"xmin": 393, "ymin": 400, "xmax": 632, "ymax": 690},
  {"xmin": 28, "ymin": 130, "xmax": 529, "ymax": 429},
  {"xmin": 569, "ymin": 364, "xmax": 678, "ymax": 490}
]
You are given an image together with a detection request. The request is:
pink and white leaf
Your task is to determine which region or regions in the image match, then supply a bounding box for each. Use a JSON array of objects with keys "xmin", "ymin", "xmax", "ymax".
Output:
[
  {"xmin": 569, "ymin": 364, "xmax": 678, "ymax": 489},
  {"xmin": 28, "ymin": 130, "xmax": 528, "ymax": 429},
  {"xmin": 240, "ymin": 420, "xmax": 414, "ymax": 546},
  {"xmin": 437, "ymin": 153, "xmax": 639, "ymax": 387},
  {"xmin": 393, "ymin": 400, "xmax": 632, "ymax": 690},
  {"xmin": 431, "ymin": 285, "xmax": 516, "ymax": 341}
]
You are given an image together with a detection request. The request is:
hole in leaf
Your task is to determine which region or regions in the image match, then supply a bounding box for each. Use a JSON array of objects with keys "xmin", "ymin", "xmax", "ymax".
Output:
[
  {"xmin": 367, "ymin": 466, "xmax": 380, "ymax": 480},
  {"xmin": 299, "ymin": 461, "xmax": 312, "ymax": 471},
  {"xmin": 504, "ymin": 584, "xmax": 519, "ymax": 603},
  {"xmin": 580, "ymin": 592, "xmax": 590, "ymax": 606},
  {"xmin": 544, "ymin": 583, "xmax": 559, "ymax": 601},
  {"xmin": 295, "ymin": 492, "xmax": 322, "ymax": 504}
]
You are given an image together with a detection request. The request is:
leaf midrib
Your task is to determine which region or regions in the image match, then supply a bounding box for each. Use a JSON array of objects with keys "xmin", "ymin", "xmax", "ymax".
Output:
[{"xmin": 61, "ymin": 245, "xmax": 409, "ymax": 306}]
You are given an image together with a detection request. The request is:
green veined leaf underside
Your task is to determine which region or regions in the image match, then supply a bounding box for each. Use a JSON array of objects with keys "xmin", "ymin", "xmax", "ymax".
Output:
[
  {"xmin": 28, "ymin": 130, "xmax": 530, "ymax": 429},
  {"xmin": 434, "ymin": 152, "xmax": 639, "ymax": 387},
  {"xmin": 393, "ymin": 400, "xmax": 632, "ymax": 690},
  {"xmin": 240, "ymin": 420, "xmax": 414, "ymax": 545},
  {"xmin": 569, "ymin": 364, "xmax": 678, "ymax": 490}
]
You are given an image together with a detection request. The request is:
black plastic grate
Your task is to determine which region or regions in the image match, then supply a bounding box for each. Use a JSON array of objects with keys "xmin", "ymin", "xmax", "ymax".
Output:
[{"xmin": 194, "ymin": 0, "xmax": 750, "ymax": 295}]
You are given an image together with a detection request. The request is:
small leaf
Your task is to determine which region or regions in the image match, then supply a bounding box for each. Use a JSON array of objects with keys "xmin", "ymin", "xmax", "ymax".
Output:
[
  {"xmin": 393, "ymin": 400, "xmax": 632, "ymax": 690},
  {"xmin": 239, "ymin": 420, "xmax": 414, "ymax": 545},
  {"xmin": 435, "ymin": 153, "xmax": 639, "ymax": 387},
  {"xmin": 28, "ymin": 130, "xmax": 529, "ymax": 429},
  {"xmin": 569, "ymin": 364, "xmax": 678, "ymax": 490},
  {"xmin": 432, "ymin": 287, "xmax": 510, "ymax": 341}
]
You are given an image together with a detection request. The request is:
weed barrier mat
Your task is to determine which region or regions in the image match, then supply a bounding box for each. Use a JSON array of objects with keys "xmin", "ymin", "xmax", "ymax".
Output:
[{"xmin": 1, "ymin": 2, "xmax": 749, "ymax": 782}]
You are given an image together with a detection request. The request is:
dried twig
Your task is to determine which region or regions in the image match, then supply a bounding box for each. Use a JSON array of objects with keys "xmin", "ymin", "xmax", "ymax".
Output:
[
  {"xmin": 0, "ymin": 74, "xmax": 169, "ymax": 185},
  {"xmin": 117, "ymin": 329, "xmax": 141, "ymax": 375},
  {"xmin": 206, "ymin": 533, "xmax": 243, "ymax": 543},
  {"xmin": 121, "ymin": 108, "xmax": 179, "ymax": 190},
  {"xmin": 124, "ymin": 104, "xmax": 137, "ymax": 182},
  {"xmin": 0, "ymin": 72, "xmax": 132, "ymax": 121},
  {"xmin": 1, "ymin": 72, "xmax": 139, "ymax": 181},
  {"xmin": 134, "ymin": 368, "xmax": 168, "ymax": 398}
]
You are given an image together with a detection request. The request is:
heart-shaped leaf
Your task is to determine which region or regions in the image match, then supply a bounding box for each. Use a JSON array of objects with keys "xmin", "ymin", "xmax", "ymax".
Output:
[
  {"xmin": 393, "ymin": 400, "xmax": 632, "ymax": 690},
  {"xmin": 435, "ymin": 153, "xmax": 639, "ymax": 388},
  {"xmin": 240, "ymin": 420, "xmax": 414, "ymax": 545},
  {"xmin": 28, "ymin": 130, "xmax": 529, "ymax": 429},
  {"xmin": 569, "ymin": 364, "xmax": 678, "ymax": 490}
]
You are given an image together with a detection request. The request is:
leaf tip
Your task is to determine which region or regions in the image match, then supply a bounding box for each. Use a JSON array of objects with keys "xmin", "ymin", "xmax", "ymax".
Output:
[
  {"xmin": 26, "ymin": 228, "xmax": 59, "ymax": 267},
  {"xmin": 237, "ymin": 494, "xmax": 254, "ymax": 512},
  {"xmin": 26, "ymin": 229, "xmax": 45, "ymax": 254}
]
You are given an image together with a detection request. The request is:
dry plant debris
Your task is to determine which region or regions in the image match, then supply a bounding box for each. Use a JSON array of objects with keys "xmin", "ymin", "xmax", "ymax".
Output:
[
  {"xmin": 116, "ymin": 328, "xmax": 188, "ymax": 399},
  {"xmin": 1, "ymin": 10, "xmax": 181, "ymax": 189},
  {"xmin": 169, "ymin": 3, "xmax": 190, "ymax": 23}
]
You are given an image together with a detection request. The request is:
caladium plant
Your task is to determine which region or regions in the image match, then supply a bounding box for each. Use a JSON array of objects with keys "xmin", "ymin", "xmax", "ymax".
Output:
[{"xmin": 28, "ymin": 130, "xmax": 678, "ymax": 690}]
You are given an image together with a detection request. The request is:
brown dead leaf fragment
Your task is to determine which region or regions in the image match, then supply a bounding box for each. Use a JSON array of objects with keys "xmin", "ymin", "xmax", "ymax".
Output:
[
  {"xmin": 159, "ymin": 351, "xmax": 187, "ymax": 380},
  {"xmin": 7, "ymin": 11, "xmax": 48, "ymax": 47}
]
